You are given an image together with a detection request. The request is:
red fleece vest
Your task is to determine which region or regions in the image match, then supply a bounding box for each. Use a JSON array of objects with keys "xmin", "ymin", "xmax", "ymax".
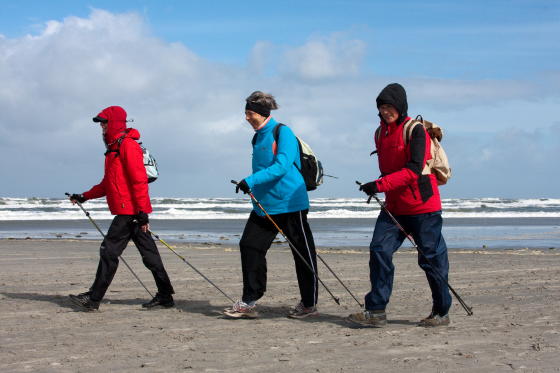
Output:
[{"xmin": 375, "ymin": 118, "xmax": 441, "ymax": 215}]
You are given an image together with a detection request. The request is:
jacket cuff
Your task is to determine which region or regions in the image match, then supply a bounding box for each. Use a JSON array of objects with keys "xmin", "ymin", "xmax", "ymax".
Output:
[
  {"xmin": 244, "ymin": 177, "xmax": 254, "ymax": 189},
  {"xmin": 374, "ymin": 179, "xmax": 383, "ymax": 193}
]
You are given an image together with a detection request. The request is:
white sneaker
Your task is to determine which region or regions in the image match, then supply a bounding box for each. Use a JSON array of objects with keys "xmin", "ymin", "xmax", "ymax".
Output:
[
  {"xmin": 223, "ymin": 300, "xmax": 258, "ymax": 319},
  {"xmin": 287, "ymin": 301, "xmax": 318, "ymax": 319}
]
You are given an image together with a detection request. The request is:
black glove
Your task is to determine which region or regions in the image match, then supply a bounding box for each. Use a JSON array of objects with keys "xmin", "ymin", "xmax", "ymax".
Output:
[
  {"xmin": 135, "ymin": 211, "xmax": 149, "ymax": 225},
  {"xmin": 235, "ymin": 179, "xmax": 251, "ymax": 194},
  {"xmin": 359, "ymin": 181, "xmax": 379, "ymax": 196},
  {"xmin": 70, "ymin": 193, "xmax": 86, "ymax": 203}
]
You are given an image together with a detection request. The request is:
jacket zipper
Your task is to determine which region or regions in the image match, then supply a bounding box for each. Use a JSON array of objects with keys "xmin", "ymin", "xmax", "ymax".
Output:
[
  {"xmin": 110, "ymin": 156, "xmax": 125, "ymax": 209},
  {"xmin": 409, "ymin": 185, "xmax": 417, "ymax": 200}
]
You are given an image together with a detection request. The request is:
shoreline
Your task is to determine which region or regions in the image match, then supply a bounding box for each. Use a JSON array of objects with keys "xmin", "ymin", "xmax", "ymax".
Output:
[
  {"xmin": 1, "ymin": 237, "xmax": 559, "ymax": 253},
  {"xmin": 2, "ymin": 217, "xmax": 559, "ymax": 250}
]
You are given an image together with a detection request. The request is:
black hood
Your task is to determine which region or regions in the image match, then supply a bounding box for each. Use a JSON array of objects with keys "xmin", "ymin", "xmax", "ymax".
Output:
[{"xmin": 376, "ymin": 83, "xmax": 408, "ymax": 123}]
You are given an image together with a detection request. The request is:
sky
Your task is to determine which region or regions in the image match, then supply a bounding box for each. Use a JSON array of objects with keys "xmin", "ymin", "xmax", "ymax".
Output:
[{"xmin": 0, "ymin": 0, "xmax": 559, "ymax": 199}]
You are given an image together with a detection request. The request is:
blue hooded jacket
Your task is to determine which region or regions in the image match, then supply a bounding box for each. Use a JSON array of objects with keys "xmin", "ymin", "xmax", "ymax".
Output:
[{"xmin": 245, "ymin": 118, "xmax": 309, "ymax": 216}]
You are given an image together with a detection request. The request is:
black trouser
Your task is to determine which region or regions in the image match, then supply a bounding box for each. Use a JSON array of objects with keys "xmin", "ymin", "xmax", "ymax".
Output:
[
  {"xmin": 239, "ymin": 210, "xmax": 318, "ymax": 307},
  {"xmin": 89, "ymin": 215, "xmax": 174, "ymax": 302}
]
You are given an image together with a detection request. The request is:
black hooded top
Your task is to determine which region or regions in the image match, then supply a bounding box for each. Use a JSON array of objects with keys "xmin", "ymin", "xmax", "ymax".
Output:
[{"xmin": 376, "ymin": 83, "xmax": 408, "ymax": 124}]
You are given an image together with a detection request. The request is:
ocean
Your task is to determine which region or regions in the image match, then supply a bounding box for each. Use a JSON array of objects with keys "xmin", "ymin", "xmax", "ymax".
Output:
[{"xmin": 0, "ymin": 197, "xmax": 559, "ymax": 249}]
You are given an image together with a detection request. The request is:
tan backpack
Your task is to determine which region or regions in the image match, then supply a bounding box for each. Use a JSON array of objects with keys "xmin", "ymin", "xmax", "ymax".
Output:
[{"xmin": 402, "ymin": 115, "xmax": 451, "ymax": 185}]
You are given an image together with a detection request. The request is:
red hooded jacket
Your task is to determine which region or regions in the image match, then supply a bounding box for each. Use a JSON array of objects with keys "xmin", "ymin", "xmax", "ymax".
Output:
[
  {"xmin": 83, "ymin": 106, "xmax": 152, "ymax": 215},
  {"xmin": 372, "ymin": 83, "xmax": 441, "ymax": 215},
  {"xmin": 374, "ymin": 117, "xmax": 441, "ymax": 215}
]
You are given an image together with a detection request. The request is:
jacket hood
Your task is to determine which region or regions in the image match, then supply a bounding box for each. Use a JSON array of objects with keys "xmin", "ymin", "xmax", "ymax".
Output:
[
  {"xmin": 376, "ymin": 83, "xmax": 408, "ymax": 124},
  {"xmin": 123, "ymin": 128, "xmax": 140, "ymax": 140},
  {"xmin": 103, "ymin": 128, "xmax": 141, "ymax": 154},
  {"xmin": 95, "ymin": 106, "xmax": 128, "ymax": 144}
]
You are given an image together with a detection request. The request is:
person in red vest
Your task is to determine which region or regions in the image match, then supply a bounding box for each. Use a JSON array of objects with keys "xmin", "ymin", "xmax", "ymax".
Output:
[
  {"xmin": 347, "ymin": 83, "xmax": 452, "ymax": 327},
  {"xmin": 68, "ymin": 106, "xmax": 174, "ymax": 311}
]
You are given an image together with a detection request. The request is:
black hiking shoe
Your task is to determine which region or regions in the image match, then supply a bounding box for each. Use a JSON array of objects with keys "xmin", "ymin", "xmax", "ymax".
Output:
[
  {"xmin": 69, "ymin": 293, "xmax": 100, "ymax": 311},
  {"xmin": 346, "ymin": 310, "xmax": 387, "ymax": 328},
  {"xmin": 142, "ymin": 293, "xmax": 174, "ymax": 309}
]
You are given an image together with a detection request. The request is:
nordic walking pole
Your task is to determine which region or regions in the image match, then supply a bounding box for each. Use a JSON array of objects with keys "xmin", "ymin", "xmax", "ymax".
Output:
[
  {"xmin": 231, "ymin": 180, "xmax": 341, "ymax": 305},
  {"xmin": 354, "ymin": 182, "xmax": 473, "ymax": 316},
  {"xmin": 316, "ymin": 255, "xmax": 363, "ymax": 307},
  {"xmin": 148, "ymin": 229, "xmax": 235, "ymax": 303},
  {"xmin": 65, "ymin": 193, "xmax": 154, "ymax": 298}
]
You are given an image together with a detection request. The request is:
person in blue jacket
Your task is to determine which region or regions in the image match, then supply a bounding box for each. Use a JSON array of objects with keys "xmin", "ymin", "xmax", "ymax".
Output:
[{"xmin": 224, "ymin": 91, "xmax": 319, "ymax": 319}]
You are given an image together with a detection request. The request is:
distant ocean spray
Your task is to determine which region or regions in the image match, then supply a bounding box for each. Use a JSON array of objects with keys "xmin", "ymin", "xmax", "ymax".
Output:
[
  {"xmin": 1, "ymin": 197, "xmax": 560, "ymax": 221},
  {"xmin": 1, "ymin": 197, "xmax": 559, "ymax": 249}
]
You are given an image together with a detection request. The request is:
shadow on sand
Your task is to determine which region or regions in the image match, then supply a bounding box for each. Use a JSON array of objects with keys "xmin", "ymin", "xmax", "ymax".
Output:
[
  {"xmin": 1, "ymin": 292, "xmax": 421, "ymax": 327},
  {"xmin": 1, "ymin": 292, "xmax": 227, "ymax": 315},
  {"xmin": 1, "ymin": 292, "xmax": 76, "ymax": 310}
]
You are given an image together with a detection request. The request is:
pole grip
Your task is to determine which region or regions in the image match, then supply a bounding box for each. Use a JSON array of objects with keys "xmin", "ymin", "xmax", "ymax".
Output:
[{"xmin": 355, "ymin": 181, "xmax": 374, "ymax": 204}]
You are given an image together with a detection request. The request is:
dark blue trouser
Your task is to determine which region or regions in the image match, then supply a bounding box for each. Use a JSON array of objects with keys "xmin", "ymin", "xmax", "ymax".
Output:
[{"xmin": 365, "ymin": 210, "xmax": 452, "ymax": 316}]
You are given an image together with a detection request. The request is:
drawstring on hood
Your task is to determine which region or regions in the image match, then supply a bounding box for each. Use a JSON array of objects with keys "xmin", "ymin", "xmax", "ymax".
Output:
[
  {"xmin": 376, "ymin": 83, "xmax": 408, "ymax": 125},
  {"xmin": 93, "ymin": 106, "xmax": 128, "ymax": 146}
]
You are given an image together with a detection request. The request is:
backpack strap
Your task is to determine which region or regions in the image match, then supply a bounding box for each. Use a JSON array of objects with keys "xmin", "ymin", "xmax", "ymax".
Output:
[
  {"xmin": 273, "ymin": 123, "xmax": 285, "ymax": 141},
  {"xmin": 403, "ymin": 115, "xmax": 433, "ymax": 176},
  {"xmin": 272, "ymin": 123, "xmax": 302, "ymax": 172},
  {"xmin": 370, "ymin": 126, "xmax": 382, "ymax": 156},
  {"xmin": 104, "ymin": 133, "xmax": 128, "ymax": 156},
  {"xmin": 402, "ymin": 118, "xmax": 422, "ymax": 146},
  {"xmin": 374, "ymin": 126, "xmax": 382, "ymax": 142},
  {"xmin": 251, "ymin": 123, "xmax": 285, "ymax": 146}
]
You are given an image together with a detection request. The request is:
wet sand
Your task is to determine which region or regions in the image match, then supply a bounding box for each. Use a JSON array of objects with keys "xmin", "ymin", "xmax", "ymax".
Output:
[{"xmin": 0, "ymin": 239, "xmax": 559, "ymax": 372}]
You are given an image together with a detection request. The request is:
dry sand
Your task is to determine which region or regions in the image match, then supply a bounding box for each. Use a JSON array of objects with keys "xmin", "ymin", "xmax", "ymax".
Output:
[{"xmin": 0, "ymin": 239, "xmax": 559, "ymax": 372}]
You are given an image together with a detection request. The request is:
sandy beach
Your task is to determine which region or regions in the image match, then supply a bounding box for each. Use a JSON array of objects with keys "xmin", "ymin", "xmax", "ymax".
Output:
[{"xmin": 1, "ymin": 239, "xmax": 559, "ymax": 372}]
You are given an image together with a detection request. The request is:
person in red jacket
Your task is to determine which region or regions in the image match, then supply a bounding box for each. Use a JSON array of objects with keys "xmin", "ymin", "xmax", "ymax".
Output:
[
  {"xmin": 347, "ymin": 83, "xmax": 452, "ymax": 327},
  {"xmin": 68, "ymin": 106, "xmax": 174, "ymax": 311}
]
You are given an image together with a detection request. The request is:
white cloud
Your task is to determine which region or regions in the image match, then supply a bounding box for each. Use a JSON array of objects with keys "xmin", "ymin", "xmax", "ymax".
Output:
[
  {"xmin": 280, "ymin": 35, "xmax": 366, "ymax": 80},
  {"xmin": 0, "ymin": 9, "xmax": 559, "ymax": 198},
  {"xmin": 248, "ymin": 41, "xmax": 273, "ymax": 75}
]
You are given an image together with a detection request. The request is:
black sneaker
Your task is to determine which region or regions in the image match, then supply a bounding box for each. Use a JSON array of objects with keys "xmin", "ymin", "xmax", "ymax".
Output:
[
  {"xmin": 77, "ymin": 290, "xmax": 92, "ymax": 297},
  {"xmin": 142, "ymin": 293, "xmax": 174, "ymax": 309},
  {"xmin": 69, "ymin": 293, "xmax": 100, "ymax": 311}
]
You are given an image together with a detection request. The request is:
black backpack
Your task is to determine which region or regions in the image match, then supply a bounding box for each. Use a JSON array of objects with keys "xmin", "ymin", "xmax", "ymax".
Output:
[{"xmin": 252, "ymin": 123, "xmax": 323, "ymax": 191}]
